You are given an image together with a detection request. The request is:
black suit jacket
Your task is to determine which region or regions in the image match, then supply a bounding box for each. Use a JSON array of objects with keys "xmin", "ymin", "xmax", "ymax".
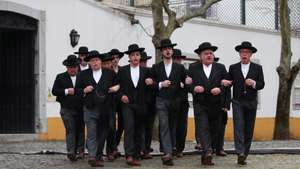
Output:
[
  {"xmin": 52, "ymin": 72, "xmax": 82, "ymax": 110},
  {"xmin": 75, "ymin": 68, "xmax": 118, "ymax": 110},
  {"xmin": 117, "ymin": 65, "xmax": 151, "ymax": 106},
  {"xmin": 228, "ymin": 62, "xmax": 264, "ymax": 104},
  {"xmin": 151, "ymin": 61, "xmax": 186, "ymax": 100},
  {"xmin": 188, "ymin": 62, "xmax": 228, "ymax": 106}
]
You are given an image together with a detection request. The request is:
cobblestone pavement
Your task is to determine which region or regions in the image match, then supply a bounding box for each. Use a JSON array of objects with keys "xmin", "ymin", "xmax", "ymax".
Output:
[{"xmin": 0, "ymin": 141, "xmax": 300, "ymax": 169}]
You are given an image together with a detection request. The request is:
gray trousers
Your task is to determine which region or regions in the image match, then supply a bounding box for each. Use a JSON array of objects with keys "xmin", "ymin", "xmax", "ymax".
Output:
[
  {"xmin": 84, "ymin": 107, "xmax": 108, "ymax": 160},
  {"xmin": 156, "ymin": 97, "xmax": 178, "ymax": 155},
  {"xmin": 232, "ymin": 100, "xmax": 257, "ymax": 156},
  {"xmin": 60, "ymin": 108, "xmax": 85, "ymax": 154}
]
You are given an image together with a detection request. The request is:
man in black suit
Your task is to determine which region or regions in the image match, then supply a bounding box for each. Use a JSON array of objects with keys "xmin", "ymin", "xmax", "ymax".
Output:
[
  {"xmin": 223, "ymin": 41, "xmax": 264, "ymax": 165},
  {"xmin": 212, "ymin": 57, "xmax": 231, "ymax": 157},
  {"xmin": 151, "ymin": 39, "xmax": 186, "ymax": 166},
  {"xmin": 172, "ymin": 49, "xmax": 189, "ymax": 158},
  {"xmin": 74, "ymin": 46, "xmax": 89, "ymax": 159},
  {"xmin": 118, "ymin": 44, "xmax": 153, "ymax": 166},
  {"xmin": 109, "ymin": 49, "xmax": 124, "ymax": 158},
  {"xmin": 188, "ymin": 42, "xmax": 228, "ymax": 166},
  {"xmin": 76, "ymin": 50, "xmax": 118, "ymax": 167},
  {"xmin": 139, "ymin": 51, "xmax": 156, "ymax": 157},
  {"xmin": 52, "ymin": 55, "xmax": 83, "ymax": 161},
  {"xmin": 75, "ymin": 46, "xmax": 90, "ymax": 71}
]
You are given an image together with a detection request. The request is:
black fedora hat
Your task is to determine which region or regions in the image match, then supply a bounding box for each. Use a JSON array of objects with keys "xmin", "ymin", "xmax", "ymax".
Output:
[
  {"xmin": 157, "ymin": 39, "xmax": 177, "ymax": 49},
  {"xmin": 235, "ymin": 41, "xmax": 257, "ymax": 53},
  {"xmin": 84, "ymin": 50, "xmax": 105, "ymax": 62},
  {"xmin": 140, "ymin": 51, "xmax": 152, "ymax": 61},
  {"xmin": 194, "ymin": 42, "xmax": 218, "ymax": 54},
  {"xmin": 63, "ymin": 55, "xmax": 81, "ymax": 66},
  {"xmin": 173, "ymin": 49, "xmax": 186, "ymax": 59},
  {"xmin": 74, "ymin": 46, "xmax": 89, "ymax": 54},
  {"xmin": 214, "ymin": 57, "xmax": 220, "ymax": 62},
  {"xmin": 108, "ymin": 48, "xmax": 124, "ymax": 59},
  {"xmin": 124, "ymin": 44, "xmax": 145, "ymax": 55},
  {"xmin": 102, "ymin": 53, "xmax": 114, "ymax": 62}
]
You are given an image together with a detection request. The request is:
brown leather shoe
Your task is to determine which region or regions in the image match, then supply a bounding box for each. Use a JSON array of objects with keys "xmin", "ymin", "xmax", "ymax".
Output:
[
  {"xmin": 88, "ymin": 158, "xmax": 104, "ymax": 167},
  {"xmin": 176, "ymin": 152, "xmax": 183, "ymax": 158},
  {"xmin": 195, "ymin": 144, "xmax": 203, "ymax": 150},
  {"xmin": 107, "ymin": 153, "xmax": 115, "ymax": 162},
  {"xmin": 216, "ymin": 150, "xmax": 227, "ymax": 156},
  {"xmin": 201, "ymin": 154, "xmax": 214, "ymax": 166},
  {"xmin": 77, "ymin": 151, "xmax": 85, "ymax": 160},
  {"xmin": 141, "ymin": 153, "xmax": 153, "ymax": 160},
  {"xmin": 126, "ymin": 156, "xmax": 141, "ymax": 166},
  {"xmin": 67, "ymin": 154, "xmax": 77, "ymax": 162},
  {"xmin": 237, "ymin": 154, "xmax": 247, "ymax": 165},
  {"xmin": 162, "ymin": 154, "xmax": 174, "ymax": 166},
  {"xmin": 112, "ymin": 150, "xmax": 121, "ymax": 158}
]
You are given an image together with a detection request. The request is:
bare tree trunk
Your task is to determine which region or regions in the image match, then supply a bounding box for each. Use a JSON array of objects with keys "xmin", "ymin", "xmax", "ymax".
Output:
[{"xmin": 274, "ymin": 78, "xmax": 292, "ymax": 139}]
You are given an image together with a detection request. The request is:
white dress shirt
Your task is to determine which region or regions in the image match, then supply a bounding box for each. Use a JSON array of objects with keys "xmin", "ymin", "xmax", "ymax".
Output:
[
  {"xmin": 241, "ymin": 63, "xmax": 250, "ymax": 78},
  {"xmin": 203, "ymin": 64, "xmax": 212, "ymax": 79},
  {"xmin": 65, "ymin": 75, "xmax": 76, "ymax": 95},
  {"xmin": 241, "ymin": 62, "xmax": 256, "ymax": 88},
  {"xmin": 80, "ymin": 64, "xmax": 89, "ymax": 71},
  {"xmin": 165, "ymin": 61, "xmax": 172, "ymax": 78},
  {"xmin": 93, "ymin": 69, "xmax": 102, "ymax": 83},
  {"xmin": 130, "ymin": 66, "xmax": 140, "ymax": 88},
  {"xmin": 159, "ymin": 61, "xmax": 173, "ymax": 90}
]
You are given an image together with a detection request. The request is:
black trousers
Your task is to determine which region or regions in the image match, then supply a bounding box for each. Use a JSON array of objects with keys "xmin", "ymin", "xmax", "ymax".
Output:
[
  {"xmin": 173, "ymin": 102, "xmax": 189, "ymax": 152},
  {"xmin": 194, "ymin": 103, "xmax": 222, "ymax": 156},
  {"xmin": 122, "ymin": 104, "xmax": 145, "ymax": 158},
  {"xmin": 106, "ymin": 110, "xmax": 117, "ymax": 154},
  {"xmin": 115, "ymin": 104, "xmax": 123, "ymax": 149},
  {"xmin": 213, "ymin": 110, "xmax": 228, "ymax": 151},
  {"xmin": 144, "ymin": 103, "xmax": 156, "ymax": 153}
]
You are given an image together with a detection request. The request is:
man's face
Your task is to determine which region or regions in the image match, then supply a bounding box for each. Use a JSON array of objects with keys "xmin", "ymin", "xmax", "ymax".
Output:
[
  {"xmin": 174, "ymin": 58, "xmax": 183, "ymax": 64},
  {"xmin": 79, "ymin": 54, "xmax": 88, "ymax": 66},
  {"xmin": 102, "ymin": 61, "xmax": 112, "ymax": 69},
  {"xmin": 129, "ymin": 51, "xmax": 141, "ymax": 66},
  {"xmin": 66, "ymin": 66, "xmax": 78, "ymax": 76},
  {"xmin": 89, "ymin": 57, "xmax": 102, "ymax": 70},
  {"xmin": 200, "ymin": 49, "xmax": 214, "ymax": 65},
  {"xmin": 162, "ymin": 47, "xmax": 173, "ymax": 59},
  {"xmin": 239, "ymin": 49, "xmax": 252, "ymax": 64},
  {"xmin": 140, "ymin": 60, "xmax": 147, "ymax": 67},
  {"xmin": 111, "ymin": 55, "xmax": 120, "ymax": 67}
]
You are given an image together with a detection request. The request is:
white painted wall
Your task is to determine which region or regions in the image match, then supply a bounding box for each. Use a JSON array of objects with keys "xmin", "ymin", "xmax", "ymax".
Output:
[{"xmin": 4, "ymin": 0, "xmax": 300, "ymax": 119}]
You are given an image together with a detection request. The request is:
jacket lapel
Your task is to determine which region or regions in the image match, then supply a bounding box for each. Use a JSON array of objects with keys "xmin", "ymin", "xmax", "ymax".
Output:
[
  {"xmin": 137, "ymin": 66, "xmax": 143, "ymax": 88},
  {"xmin": 199, "ymin": 64, "xmax": 209, "ymax": 82},
  {"xmin": 208, "ymin": 63, "xmax": 216, "ymax": 81},
  {"xmin": 64, "ymin": 72, "xmax": 74, "ymax": 87},
  {"xmin": 246, "ymin": 62, "xmax": 254, "ymax": 79},
  {"xmin": 127, "ymin": 65, "xmax": 135, "ymax": 88}
]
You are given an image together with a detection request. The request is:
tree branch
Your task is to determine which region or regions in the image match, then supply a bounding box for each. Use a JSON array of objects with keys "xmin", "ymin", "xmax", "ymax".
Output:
[
  {"xmin": 162, "ymin": 0, "xmax": 174, "ymax": 16},
  {"xmin": 177, "ymin": 0, "xmax": 221, "ymax": 26}
]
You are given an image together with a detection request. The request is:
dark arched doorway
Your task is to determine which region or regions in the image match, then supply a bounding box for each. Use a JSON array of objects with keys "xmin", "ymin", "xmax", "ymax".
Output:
[{"xmin": 0, "ymin": 11, "xmax": 37, "ymax": 133}]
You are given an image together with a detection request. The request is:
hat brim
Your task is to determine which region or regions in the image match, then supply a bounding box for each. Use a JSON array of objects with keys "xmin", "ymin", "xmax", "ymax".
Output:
[
  {"xmin": 235, "ymin": 45, "xmax": 257, "ymax": 53},
  {"xmin": 141, "ymin": 56, "xmax": 152, "ymax": 61},
  {"xmin": 109, "ymin": 52, "xmax": 124, "ymax": 59},
  {"xmin": 194, "ymin": 46, "xmax": 218, "ymax": 54},
  {"xmin": 63, "ymin": 59, "xmax": 81, "ymax": 66},
  {"xmin": 173, "ymin": 55, "xmax": 187, "ymax": 59},
  {"xmin": 124, "ymin": 48, "xmax": 145, "ymax": 55},
  {"xmin": 84, "ymin": 54, "xmax": 105, "ymax": 62},
  {"xmin": 157, "ymin": 43, "xmax": 177, "ymax": 49},
  {"xmin": 74, "ymin": 52, "xmax": 89, "ymax": 54}
]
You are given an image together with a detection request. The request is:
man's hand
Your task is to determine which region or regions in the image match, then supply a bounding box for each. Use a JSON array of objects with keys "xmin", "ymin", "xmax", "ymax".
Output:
[
  {"xmin": 161, "ymin": 80, "xmax": 171, "ymax": 88},
  {"xmin": 121, "ymin": 95, "xmax": 129, "ymax": 104},
  {"xmin": 194, "ymin": 86, "xmax": 205, "ymax": 93},
  {"xmin": 211, "ymin": 87, "xmax": 221, "ymax": 96},
  {"xmin": 145, "ymin": 78, "xmax": 154, "ymax": 85},
  {"xmin": 221, "ymin": 79, "xmax": 232, "ymax": 87},
  {"xmin": 108, "ymin": 85, "xmax": 120, "ymax": 93},
  {"xmin": 245, "ymin": 78, "xmax": 256, "ymax": 86},
  {"xmin": 67, "ymin": 88, "xmax": 75, "ymax": 95},
  {"xmin": 84, "ymin": 85, "xmax": 94, "ymax": 94},
  {"xmin": 185, "ymin": 76, "xmax": 193, "ymax": 85}
]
